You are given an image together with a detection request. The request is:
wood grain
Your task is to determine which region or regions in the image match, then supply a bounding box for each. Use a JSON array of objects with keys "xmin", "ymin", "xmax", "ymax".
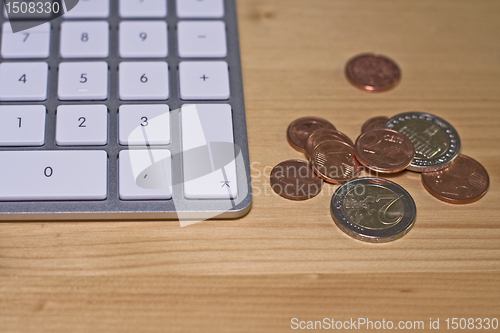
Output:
[{"xmin": 1, "ymin": 0, "xmax": 499, "ymax": 331}]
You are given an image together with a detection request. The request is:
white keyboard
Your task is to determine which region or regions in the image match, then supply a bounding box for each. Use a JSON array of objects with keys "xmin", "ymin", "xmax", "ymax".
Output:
[{"xmin": 0, "ymin": 0, "xmax": 252, "ymax": 221}]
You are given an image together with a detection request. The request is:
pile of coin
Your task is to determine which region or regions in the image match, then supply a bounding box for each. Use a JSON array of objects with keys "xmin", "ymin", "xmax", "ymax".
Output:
[
  {"xmin": 269, "ymin": 54, "xmax": 489, "ymax": 242},
  {"xmin": 271, "ymin": 112, "xmax": 489, "ymax": 242}
]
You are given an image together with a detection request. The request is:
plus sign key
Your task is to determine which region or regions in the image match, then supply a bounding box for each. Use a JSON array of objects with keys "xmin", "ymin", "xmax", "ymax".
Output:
[{"xmin": 179, "ymin": 61, "xmax": 230, "ymax": 100}]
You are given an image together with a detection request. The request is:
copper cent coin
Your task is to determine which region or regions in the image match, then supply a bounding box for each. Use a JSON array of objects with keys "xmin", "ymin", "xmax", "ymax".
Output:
[
  {"xmin": 287, "ymin": 117, "xmax": 336, "ymax": 153},
  {"xmin": 345, "ymin": 54, "xmax": 401, "ymax": 92},
  {"xmin": 421, "ymin": 154, "xmax": 489, "ymax": 204},
  {"xmin": 354, "ymin": 129, "xmax": 415, "ymax": 174},
  {"xmin": 270, "ymin": 160, "xmax": 323, "ymax": 200},
  {"xmin": 331, "ymin": 178, "xmax": 417, "ymax": 243},
  {"xmin": 361, "ymin": 116, "xmax": 390, "ymax": 133},
  {"xmin": 311, "ymin": 140, "xmax": 360, "ymax": 184},
  {"xmin": 305, "ymin": 128, "xmax": 354, "ymax": 159}
]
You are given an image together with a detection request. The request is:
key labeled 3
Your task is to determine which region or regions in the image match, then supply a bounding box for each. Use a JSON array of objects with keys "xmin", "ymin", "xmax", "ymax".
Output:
[{"xmin": 119, "ymin": 104, "xmax": 170, "ymax": 145}]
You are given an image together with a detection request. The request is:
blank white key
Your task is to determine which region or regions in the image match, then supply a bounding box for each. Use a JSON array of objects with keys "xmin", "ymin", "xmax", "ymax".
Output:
[
  {"xmin": 60, "ymin": 21, "xmax": 109, "ymax": 58},
  {"xmin": 119, "ymin": 149, "xmax": 172, "ymax": 200},
  {"xmin": 181, "ymin": 104, "xmax": 237, "ymax": 199},
  {"xmin": 176, "ymin": 0, "xmax": 224, "ymax": 18},
  {"xmin": 56, "ymin": 105, "xmax": 108, "ymax": 145},
  {"xmin": 0, "ymin": 62, "xmax": 48, "ymax": 101},
  {"xmin": 178, "ymin": 21, "xmax": 226, "ymax": 58},
  {"xmin": 179, "ymin": 61, "xmax": 229, "ymax": 100},
  {"xmin": 64, "ymin": 0, "xmax": 110, "ymax": 18},
  {"xmin": 119, "ymin": 62, "xmax": 169, "ymax": 100},
  {"xmin": 119, "ymin": 0, "xmax": 167, "ymax": 18},
  {"xmin": 1, "ymin": 22, "xmax": 51, "ymax": 59},
  {"xmin": 58, "ymin": 62, "xmax": 108, "ymax": 100},
  {"xmin": 119, "ymin": 104, "xmax": 170, "ymax": 145},
  {"xmin": 119, "ymin": 21, "xmax": 168, "ymax": 58},
  {"xmin": 0, "ymin": 150, "xmax": 107, "ymax": 201},
  {"xmin": 0, "ymin": 105, "xmax": 45, "ymax": 146}
]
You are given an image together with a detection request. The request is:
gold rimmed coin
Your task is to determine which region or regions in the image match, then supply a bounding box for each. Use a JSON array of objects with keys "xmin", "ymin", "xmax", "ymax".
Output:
[
  {"xmin": 421, "ymin": 154, "xmax": 489, "ymax": 204},
  {"xmin": 354, "ymin": 128, "xmax": 415, "ymax": 174},
  {"xmin": 311, "ymin": 140, "xmax": 360, "ymax": 184},
  {"xmin": 361, "ymin": 116, "xmax": 390, "ymax": 133},
  {"xmin": 286, "ymin": 117, "xmax": 336, "ymax": 153},
  {"xmin": 270, "ymin": 160, "xmax": 323, "ymax": 201},
  {"xmin": 345, "ymin": 54, "xmax": 401, "ymax": 92},
  {"xmin": 305, "ymin": 128, "xmax": 354, "ymax": 159}
]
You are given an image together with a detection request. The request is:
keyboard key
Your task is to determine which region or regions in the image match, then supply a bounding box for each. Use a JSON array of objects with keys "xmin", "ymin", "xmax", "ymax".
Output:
[
  {"xmin": 119, "ymin": 104, "xmax": 170, "ymax": 145},
  {"xmin": 0, "ymin": 150, "xmax": 107, "ymax": 201},
  {"xmin": 119, "ymin": 62, "xmax": 169, "ymax": 100},
  {"xmin": 0, "ymin": 105, "xmax": 45, "ymax": 146},
  {"xmin": 60, "ymin": 21, "xmax": 109, "ymax": 58},
  {"xmin": 1, "ymin": 22, "xmax": 51, "ymax": 59},
  {"xmin": 119, "ymin": 149, "xmax": 172, "ymax": 200},
  {"xmin": 64, "ymin": 0, "xmax": 110, "ymax": 18},
  {"xmin": 56, "ymin": 105, "xmax": 108, "ymax": 145},
  {"xmin": 176, "ymin": 0, "xmax": 224, "ymax": 18},
  {"xmin": 119, "ymin": 21, "xmax": 168, "ymax": 58},
  {"xmin": 181, "ymin": 104, "xmax": 237, "ymax": 199},
  {"xmin": 0, "ymin": 62, "xmax": 48, "ymax": 101},
  {"xmin": 119, "ymin": 0, "xmax": 167, "ymax": 18},
  {"xmin": 58, "ymin": 62, "xmax": 108, "ymax": 100},
  {"xmin": 179, "ymin": 61, "xmax": 229, "ymax": 100},
  {"xmin": 177, "ymin": 21, "xmax": 227, "ymax": 58}
]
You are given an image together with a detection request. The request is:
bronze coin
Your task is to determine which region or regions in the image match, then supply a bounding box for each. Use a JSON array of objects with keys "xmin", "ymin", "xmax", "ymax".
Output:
[
  {"xmin": 305, "ymin": 129, "xmax": 354, "ymax": 159},
  {"xmin": 270, "ymin": 160, "xmax": 323, "ymax": 201},
  {"xmin": 345, "ymin": 54, "xmax": 401, "ymax": 92},
  {"xmin": 361, "ymin": 116, "xmax": 390, "ymax": 133},
  {"xmin": 287, "ymin": 117, "xmax": 336, "ymax": 153},
  {"xmin": 311, "ymin": 140, "xmax": 360, "ymax": 184},
  {"xmin": 354, "ymin": 129, "xmax": 415, "ymax": 174},
  {"xmin": 421, "ymin": 154, "xmax": 489, "ymax": 204}
]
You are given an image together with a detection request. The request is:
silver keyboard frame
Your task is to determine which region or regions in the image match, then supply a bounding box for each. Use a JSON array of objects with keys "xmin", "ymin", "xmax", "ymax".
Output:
[{"xmin": 0, "ymin": 0, "xmax": 252, "ymax": 221}]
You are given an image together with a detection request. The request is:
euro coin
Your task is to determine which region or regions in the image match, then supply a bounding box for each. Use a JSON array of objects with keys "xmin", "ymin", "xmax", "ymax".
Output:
[
  {"xmin": 384, "ymin": 112, "xmax": 460, "ymax": 172},
  {"xmin": 421, "ymin": 154, "xmax": 489, "ymax": 204},
  {"xmin": 331, "ymin": 178, "xmax": 417, "ymax": 243},
  {"xmin": 287, "ymin": 117, "xmax": 336, "ymax": 153},
  {"xmin": 270, "ymin": 160, "xmax": 323, "ymax": 200}
]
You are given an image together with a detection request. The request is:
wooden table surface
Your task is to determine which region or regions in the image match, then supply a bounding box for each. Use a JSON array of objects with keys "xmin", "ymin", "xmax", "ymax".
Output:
[{"xmin": 1, "ymin": 0, "xmax": 499, "ymax": 332}]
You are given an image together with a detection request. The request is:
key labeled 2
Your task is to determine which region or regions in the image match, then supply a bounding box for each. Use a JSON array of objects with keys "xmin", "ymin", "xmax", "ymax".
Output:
[{"xmin": 56, "ymin": 104, "xmax": 108, "ymax": 145}]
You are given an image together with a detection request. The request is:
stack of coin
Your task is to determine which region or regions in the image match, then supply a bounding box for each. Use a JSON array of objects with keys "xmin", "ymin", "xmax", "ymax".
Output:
[
  {"xmin": 269, "ymin": 54, "xmax": 489, "ymax": 242},
  {"xmin": 270, "ymin": 111, "xmax": 489, "ymax": 242}
]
